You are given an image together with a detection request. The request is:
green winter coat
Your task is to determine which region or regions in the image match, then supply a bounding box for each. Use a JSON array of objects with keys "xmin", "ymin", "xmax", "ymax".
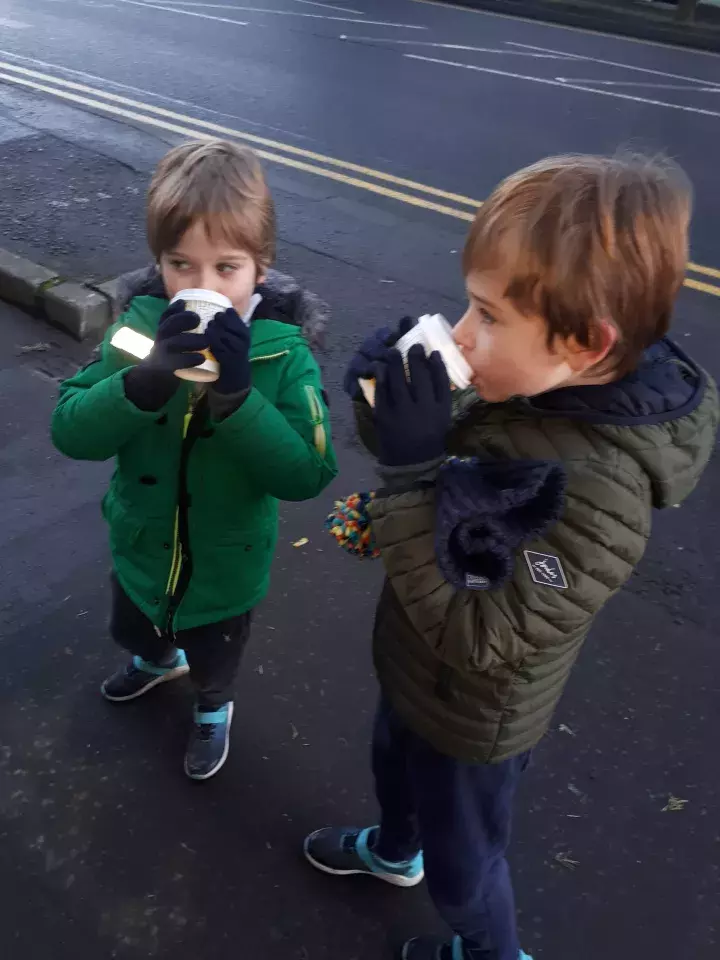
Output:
[
  {"xmin": 52, "ymin": 292, "xmax": 337, "ymax": 631},
  {"xmin": 357, "ymin": 339, "xmax": 718, "ymax": 764}
]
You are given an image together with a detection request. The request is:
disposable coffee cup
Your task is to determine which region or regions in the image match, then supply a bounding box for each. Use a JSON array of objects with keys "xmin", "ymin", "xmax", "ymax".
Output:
[
  {"xmin": 110, "ymin": 291, "xmax": 263, "ymax": 380},
  {"xmin": 171, "ymin": 288, "xmax": 233, "ymax": 383},
  {"xmin": 358, "ymin": 314, "xmax": 472, "ymax": 407}
]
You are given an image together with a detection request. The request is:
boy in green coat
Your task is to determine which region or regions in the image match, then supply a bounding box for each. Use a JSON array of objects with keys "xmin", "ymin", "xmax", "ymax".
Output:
[
  {"xmin": 52, "ymin": 140, "xmax": 337, "ymax": 780},
  {"xmin": 305, "ymin": 156, "xmax": 718, "ymax": 958}
]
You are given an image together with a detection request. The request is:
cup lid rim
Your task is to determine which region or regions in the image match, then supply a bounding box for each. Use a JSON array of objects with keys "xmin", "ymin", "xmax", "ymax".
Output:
[{"xmin": 171, "ymin": 289, "xmax": 233, "ymax": 308}]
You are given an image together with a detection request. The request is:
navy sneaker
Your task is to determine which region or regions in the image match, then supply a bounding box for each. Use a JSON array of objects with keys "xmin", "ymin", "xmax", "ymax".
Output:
[
  {"xmin": 304, "ymin": 826, "xmax": 424, "ymax": 888},
  {"xmin": 401, "ymin": 938, "xmax": 533, "ymax": 960},
  {"xmin": 184, "ymin": 702, "xmax": 234, "ymax": 781},
  {"xmin": 101, "ymin": 651, "xmax": 189, "ymax": 702}
]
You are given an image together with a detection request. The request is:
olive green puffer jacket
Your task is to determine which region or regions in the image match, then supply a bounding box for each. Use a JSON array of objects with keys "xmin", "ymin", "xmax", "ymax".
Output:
[{"xmin": 359, "ymin": 340, "xmax": 718, "ymax": 763}]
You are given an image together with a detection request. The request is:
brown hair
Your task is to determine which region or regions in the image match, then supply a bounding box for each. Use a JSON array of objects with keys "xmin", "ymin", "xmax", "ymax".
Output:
[
  {"xmin": 147, "ymin": 139, "xmax": 275, "ymax": 271},
  {"xmin": 463, "ymin": 154, "xmax": 692, "ymax": 376}
]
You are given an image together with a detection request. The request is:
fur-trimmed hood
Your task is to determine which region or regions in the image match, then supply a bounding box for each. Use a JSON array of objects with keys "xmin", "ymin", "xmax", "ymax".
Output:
[{"xmin": 114, "ymin": 263, "xmax": 329, "ymax": 349}]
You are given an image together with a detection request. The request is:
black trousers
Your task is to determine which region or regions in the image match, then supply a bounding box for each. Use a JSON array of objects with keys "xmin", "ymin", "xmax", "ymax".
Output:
[
  {"xmin": 110, "ymin": 574, "xmax": 252, "ymax": 711},
  {"xmin": 372, "ymin": 699, "xmax": 530, "ymax": 960}
]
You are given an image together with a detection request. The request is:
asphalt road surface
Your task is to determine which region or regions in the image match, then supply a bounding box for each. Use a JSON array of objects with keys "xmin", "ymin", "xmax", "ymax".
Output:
[{"xmin": 0, "ymin": 2, "xmax": 719, "ymax": 959}]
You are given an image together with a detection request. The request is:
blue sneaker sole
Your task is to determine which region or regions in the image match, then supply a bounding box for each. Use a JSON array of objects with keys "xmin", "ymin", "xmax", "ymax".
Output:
[
  {"xmin": 303, "ymin": 831, "xmax": 425, "ymax": 888},
  {"xmin": 184, "ymin": 701, "xmax": 234, "ymax": 782},
  {"xmin": 101, "ymin": 663, "xmax": 190, "ymax": 702}
]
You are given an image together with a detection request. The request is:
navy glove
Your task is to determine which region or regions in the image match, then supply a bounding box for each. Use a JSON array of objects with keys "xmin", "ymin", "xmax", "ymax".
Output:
[
  {"xmin": 124, "ymin": 300, "xmax": 208, "ymax": 411},
  {"xmin": 205, "ymin": 308, "xmax": 252, "ymax": 396},
  {"xmin": 343, "ymin": 317, "xmax": 416, "ymax": 401},
  {"xmin": 374, "ymin": 344, "xmax": 452, "ymax": 467}
]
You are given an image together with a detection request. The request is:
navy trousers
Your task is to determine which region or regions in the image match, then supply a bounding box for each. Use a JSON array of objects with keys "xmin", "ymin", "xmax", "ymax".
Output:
[
  {"xmin": 110, "ymin": 574, "xmax": 251, "ymax": 711},
  {"xmin": 372, "ymin": 700, "xmax": 530, "ymax": 960}
]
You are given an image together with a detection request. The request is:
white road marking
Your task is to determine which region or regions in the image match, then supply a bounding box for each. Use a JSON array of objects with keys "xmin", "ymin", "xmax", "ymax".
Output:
[
  {"xmin": 161, "ymin": 0, "xmax": 365, "ymax": 9},
  {"xmin": 0, "ymin": 47, "xmax": 321, "ymax": 140},
  {"xmin": 336, "ymin": 37, "xmax": 578, "ymax": 58},
  {"xmin": 292, "ymin": 0, "xmax": 364, "ymax": 10},
  {"xmin": 556, "ymin": 78, "xmax": 720, "ymax": 91},
  {"xmin": 291, "ymin": 0, "xmax": 363, "ymax": 10},
  {"xmin": 409, "ymin": 0, "xmax": 720, "ymax": 58},
  {"xmin": 119, "ymin": 0, "xmax": 423, "ymax": 28},
  {"xmin": 507, "ymin": 41, "xmax": 720, "ymax": 89},
  {"xmin": 405, "ymin": 54, "xmax": 720, "ymax": 119},
  {"xmin": 115, "ymin": 0, "xmax": 249, "ymax": 24},
  {"xmin": 0, "ymin": 18, "xmax": 30, "ymax": 28}
]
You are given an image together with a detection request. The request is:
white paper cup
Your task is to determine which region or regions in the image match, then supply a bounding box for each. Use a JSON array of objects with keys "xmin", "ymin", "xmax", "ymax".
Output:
[
  {"xmin": 170, "ymin": 288, "xmax": 233, "ymax": 383},
  {"xmin": 358, "ymin": 314, "xmax": 472, "ymax": 407}
]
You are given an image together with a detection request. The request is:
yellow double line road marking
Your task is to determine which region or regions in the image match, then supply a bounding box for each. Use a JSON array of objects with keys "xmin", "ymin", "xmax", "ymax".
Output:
[
  {"xmin": 0, "ymin": 59, "xmax": 477, "ymax": 219},
  {"xmin": 684, "ymin": 261, "xmax": 720, "ymax": 297},
  {"xmin": 0, "ymin": 57, "xmax": 718, "ymax": 298}
]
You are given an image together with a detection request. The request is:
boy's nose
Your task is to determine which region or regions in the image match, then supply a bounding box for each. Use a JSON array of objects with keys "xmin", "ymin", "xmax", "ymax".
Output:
[
  {"xmin": 453, "ymin": 311, "xmax": 473, "ymax": 349},
  {"xmin": 197, "ymin": 269, "xmax": 217, "ymax": 290}
]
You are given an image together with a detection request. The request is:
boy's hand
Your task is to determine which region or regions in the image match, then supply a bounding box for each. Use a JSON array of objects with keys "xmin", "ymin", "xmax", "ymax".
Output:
[
  {"xmin": 374, "ymin": 344, "xmax": 452, "ymax": 467},
  {"xmin": 206, "ymin": 308, "xmax": 251, "ymax": 396},
  {"xmin": 343, "ymin": 317, "xmax": 416, "ymax": 400},
  {"xmin": 124, "ymin": 301, "xmax": 208, "ymax": 411}
]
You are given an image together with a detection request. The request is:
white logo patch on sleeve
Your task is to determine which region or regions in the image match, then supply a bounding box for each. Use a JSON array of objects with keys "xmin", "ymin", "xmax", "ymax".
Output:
[{"xmin": 524, "ymin": 550, "xmax": 568, "ymax": 590}]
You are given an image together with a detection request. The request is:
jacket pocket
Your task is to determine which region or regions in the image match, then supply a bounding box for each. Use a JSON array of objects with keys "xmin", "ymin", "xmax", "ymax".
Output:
[
  {"xmin": 102, "ymin": 493, "xmax": 145, "ymax": 557},
  {"xmin": 186, "ymin": 521, "xmax": 276, "ymax": 617}
]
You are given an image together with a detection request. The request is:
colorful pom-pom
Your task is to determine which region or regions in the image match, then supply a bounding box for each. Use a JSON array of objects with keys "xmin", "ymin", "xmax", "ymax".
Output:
[{"xmin": 325, "ymin": 492, "xmax": 380, "ymax": 558}]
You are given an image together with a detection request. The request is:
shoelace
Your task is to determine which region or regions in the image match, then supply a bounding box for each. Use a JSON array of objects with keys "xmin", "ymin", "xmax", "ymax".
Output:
[
  {"xmin": 196, "ymin": 722, "xmax": 218, "ymax": 742},
  {"xmin": 341, "ymin": 831, "xmax": 360, "ymax": 854}
]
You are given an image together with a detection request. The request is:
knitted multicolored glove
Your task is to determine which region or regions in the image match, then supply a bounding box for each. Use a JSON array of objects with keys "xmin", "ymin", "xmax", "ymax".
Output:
[{"xmin": 325, "ymin": 492, "xmax": 380, "ymax": 558}]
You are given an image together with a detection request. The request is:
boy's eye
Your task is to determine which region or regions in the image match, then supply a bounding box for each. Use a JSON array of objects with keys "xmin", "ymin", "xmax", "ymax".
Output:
[
  {"xmin": 169, "ymin": 259, "xmax": 189, "ymax": 271},
  {"xmin": 217, "ymin": 263, "xmax": 238, "ymax": 274},
  {"xmin": 478, "ymin": 305, "xmax": 496, "ymax": 325}
]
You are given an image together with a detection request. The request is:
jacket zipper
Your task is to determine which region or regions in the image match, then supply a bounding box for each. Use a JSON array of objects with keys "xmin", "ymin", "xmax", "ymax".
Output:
[
  {"xmin": 162, "ymin": 349, "xmax": 288, "ymax": 631},
  {"xmin": 250, "ymin": 350, "xmax": 289, "ymax": 364},
  {"xmin": 164, "ymin": 391, "xmax": 208, "ymax": 633}
]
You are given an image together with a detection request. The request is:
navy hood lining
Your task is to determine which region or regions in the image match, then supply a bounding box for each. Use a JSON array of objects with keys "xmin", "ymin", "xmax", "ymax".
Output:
[{"xmin": 520, "ymin": 338, "xmax": 705, "ymax": 428}]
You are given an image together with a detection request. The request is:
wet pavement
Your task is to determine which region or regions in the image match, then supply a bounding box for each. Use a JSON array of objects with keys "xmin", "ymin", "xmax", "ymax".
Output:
[{"xmin": 0, "ymin": 1, "xmax": 719, "ymax": 958}]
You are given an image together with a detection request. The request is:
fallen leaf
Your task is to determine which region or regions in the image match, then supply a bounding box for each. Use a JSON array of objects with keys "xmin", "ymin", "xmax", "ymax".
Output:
[
  {"xmin": 567, "ymin": 782, "xmax": 585, "ymax": 799},
  {"xmin": 18, "ymin": 342, "xmax": 52, "ymax": 355},
  {"xmin": 290, "ymin": 723, "xmax": 299, "ymax": 740},
  {"xmin": 558, "ymin": 723, "xmax": 576, "ymax": 737},
  {"xmin": 292, "ymin": 537, "xmax": 309, "ymax": 548},
  {"xmin": 553, "ymin": 851, "xmax": 580, "ymax": 871},
  {"xmin": 662, "ymin": 795, "xmax": 688, "ymax": 813}
]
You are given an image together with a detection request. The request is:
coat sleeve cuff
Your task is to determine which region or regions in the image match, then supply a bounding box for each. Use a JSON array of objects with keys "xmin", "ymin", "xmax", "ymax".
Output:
[
  {"xmin": 207, "ymin": 387, "xmax": 251, "ymax": 423},
  {"xmin": 377, "ymin": 456, "xmax": 445, "ymax": 492},
  {"xmin": 105, "ymin": 369, "xmax": 168, "ymax": 424},
  {"xmin": 210, "ymin": 385, "xmax": 267, "ymax": 433}
]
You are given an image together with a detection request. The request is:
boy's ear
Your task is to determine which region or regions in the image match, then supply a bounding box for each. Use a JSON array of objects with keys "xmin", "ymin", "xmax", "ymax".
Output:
[{"xmin": 564, "ymin": 318, "xmax": 618, "ymax": 375}]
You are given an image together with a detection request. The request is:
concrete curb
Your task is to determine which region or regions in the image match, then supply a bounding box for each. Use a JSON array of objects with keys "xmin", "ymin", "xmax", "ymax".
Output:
[
  {"xmin": 0, "ymin": 248, "xmax": 123, "ymax": 342},
  {"xmin": 436, "ymin": 0, "xmax": 720, "ymax": 53}
]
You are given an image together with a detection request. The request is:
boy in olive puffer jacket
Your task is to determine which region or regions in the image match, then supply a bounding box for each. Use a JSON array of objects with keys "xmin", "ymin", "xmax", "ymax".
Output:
[
  {"xmin": 52, "ymin": 140, "xmax": 337, "ymax": 781},
  {"xmin": 304, "ymin": 155, "xmax": 718, "ymax": 960}
]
